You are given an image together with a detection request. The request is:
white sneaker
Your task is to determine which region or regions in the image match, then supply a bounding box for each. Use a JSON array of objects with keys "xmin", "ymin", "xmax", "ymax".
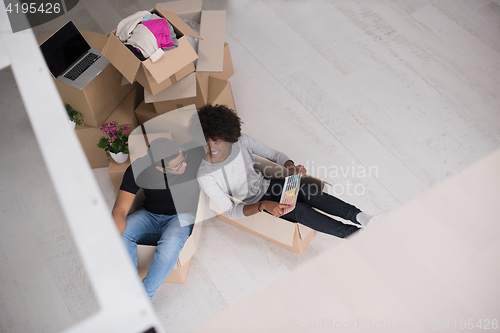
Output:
[{"xmin": 363, "ymin": 215, "xmax": 380, "ymax": 228}]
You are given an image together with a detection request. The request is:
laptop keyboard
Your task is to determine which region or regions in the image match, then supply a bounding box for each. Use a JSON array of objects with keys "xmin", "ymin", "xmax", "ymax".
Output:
[{"xmin": 63, "ymin": 53, "xmax": 101, "ymax": 81}]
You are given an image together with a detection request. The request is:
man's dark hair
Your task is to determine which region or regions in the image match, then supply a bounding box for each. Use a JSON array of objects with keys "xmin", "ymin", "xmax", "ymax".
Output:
[
  {"xmin": 197, "ymin": 104, "xmax": 241, "ymax": 143},
  {"xmin": 147, "ymin": 137, "xmax": 180, "ymax": 167}
]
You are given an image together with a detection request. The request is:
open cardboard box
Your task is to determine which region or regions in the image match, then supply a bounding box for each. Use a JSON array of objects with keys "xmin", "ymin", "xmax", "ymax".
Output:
[
  {"xmin": 209, "ymin": 156, "xmax": 319, "ymax": 254},
  {"xmin": 37, "ymin": 29, "xmax": 135, "ymax": 128},
  {"xmin": 76, "ymin": 85, "xmax": 141, "ymax": 168},
  {"xmin": 143, "ymin": 0, "xmax": 233, "ymax": 109},
  {"xmin": 102, "ymin": 8, "xmax": 201, "ymax": 96}
]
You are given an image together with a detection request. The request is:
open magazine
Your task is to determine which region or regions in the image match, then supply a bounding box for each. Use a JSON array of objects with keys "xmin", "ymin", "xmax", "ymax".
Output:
[{"xmin": 278, "ymin": 172, "xmax": 302, "ymax": 216}]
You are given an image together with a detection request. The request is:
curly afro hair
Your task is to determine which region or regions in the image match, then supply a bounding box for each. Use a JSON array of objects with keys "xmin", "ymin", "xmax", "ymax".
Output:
[{"xmin": 198, "ymin": 104, "xmax": 242, "ymax": 143}]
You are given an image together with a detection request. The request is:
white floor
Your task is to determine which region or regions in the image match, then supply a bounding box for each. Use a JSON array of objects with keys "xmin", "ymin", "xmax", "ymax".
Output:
[{"xmin": 1, "ymin": 0, "xmax": 499, "ymax": 332}]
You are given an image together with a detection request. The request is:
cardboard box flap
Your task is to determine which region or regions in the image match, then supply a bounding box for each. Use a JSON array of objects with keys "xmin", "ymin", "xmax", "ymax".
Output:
[
  {"xmin": 156, "ymin": 8, "xmax": 202, "ymax": 39},
  {"xmin": 137, "ymin": 244, "xmax": 156, "ymax": 267},
  {"xmin": 156, "ymin": 0, "xmax": 202, "ymax": 22},
  {"xmin": 136, "ymin": 100, "xmax": 156, "ymax": 113},
  {"xmin": 142, "ymin": 37, "xmax": 198, "ymax": 84},
  {"xmin": 178, "ymin": 218, "xmax": 202, "ymax": 266},
  {"xmin": 197, "ymin": 10, "xmax": 226, "ymax": 72},
  {"xmin": 102, "ymin": 34, "xmax": 141, "ymax": 84},
  {"xmin": 81, "ymin": 30, "xmax": 108, "ymax": 51},
  {"xmin": 195, "ymin": 190, "xmax": 216, "ymax": 224},
  {"xmin": 207, "ymin": 77, "xmax": 229, "ymax": 104},
  {"xmin": 297, "ymin": 223, "xmax": 314, "ymax": 240},
  {"xmin": 210, "ymin": 80, "xmax": 235, "ymax": 111},
  {"xmin": 196, "ymin": 72, "xmax": 210, "ymax": 103},
  {"xmin": 121, "ymin": 75, "xmax": 134, "ymax": 86},
  {"xmin": 178, "ymin": 189, "xmax": 208, "ymax": 266},
  {"xmin": 145, "ymin": 72, "xmax": 197, "ymax": 103}
]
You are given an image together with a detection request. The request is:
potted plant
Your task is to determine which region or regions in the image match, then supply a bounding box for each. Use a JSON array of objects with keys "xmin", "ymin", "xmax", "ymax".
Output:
[
  {"xmin": 66, "ymin": 103, "xmax": 84, "ymax": 129},
  {"xmin": 97, "ymin": 122, "xmax": 131, "ymax": 163}
]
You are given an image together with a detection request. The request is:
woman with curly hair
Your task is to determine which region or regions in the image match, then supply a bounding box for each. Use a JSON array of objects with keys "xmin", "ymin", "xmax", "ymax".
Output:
[{"xmin": 196, "ymin": 104, "xmax": 377, "ymax": 238}]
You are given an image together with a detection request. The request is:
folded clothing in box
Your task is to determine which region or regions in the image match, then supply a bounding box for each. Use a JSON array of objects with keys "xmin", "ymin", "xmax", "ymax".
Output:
[
  {"xmin": 102, "ymin": 8, "xmax": 201, "ymax": 96},
  {"xmin": 117, "ymin": 11, "xmax": 179, "ymax": 62}
]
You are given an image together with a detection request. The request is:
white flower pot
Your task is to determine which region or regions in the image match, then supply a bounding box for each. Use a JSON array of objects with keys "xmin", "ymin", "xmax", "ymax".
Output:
[
  {"xmin": 69, "ymin": 119, "xmax": 76, "ymax": 130},
  {"xmin": 110, "ymin": 152, "xmax": 129, "ymax": 164}
]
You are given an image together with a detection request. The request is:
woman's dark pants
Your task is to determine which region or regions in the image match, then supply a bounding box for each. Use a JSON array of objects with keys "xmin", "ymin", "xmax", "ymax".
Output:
[{"xmin": 259, "ymin": 179, "xmax": 362, "ymax": 238}]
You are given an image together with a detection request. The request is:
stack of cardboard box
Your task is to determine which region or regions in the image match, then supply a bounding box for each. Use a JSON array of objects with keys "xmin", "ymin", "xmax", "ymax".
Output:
[
  {"xmin": 37, "ymin": 30, "xmax": 144, "ymax": 169},
  {"xmin": 101, "ymin": 0, "xmax": 236, "ymax": 129}
]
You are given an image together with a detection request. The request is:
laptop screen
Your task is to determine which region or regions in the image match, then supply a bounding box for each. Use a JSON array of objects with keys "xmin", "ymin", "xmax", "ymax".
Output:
[{"xmin": 40, "ymin": 21, "xmax": 91, "ymax": 78}]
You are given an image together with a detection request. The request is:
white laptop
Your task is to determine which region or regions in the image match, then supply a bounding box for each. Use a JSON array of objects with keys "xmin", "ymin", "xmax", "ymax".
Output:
[{"xmin": 40, "ymin": 21, "xmax": 110, "ymax": 90}]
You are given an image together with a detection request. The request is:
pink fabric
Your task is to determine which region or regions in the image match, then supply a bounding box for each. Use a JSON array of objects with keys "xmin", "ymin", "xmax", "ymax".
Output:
[{"xmin": 141, "ymin": 19, "xmax": 174, "ymax": 49}]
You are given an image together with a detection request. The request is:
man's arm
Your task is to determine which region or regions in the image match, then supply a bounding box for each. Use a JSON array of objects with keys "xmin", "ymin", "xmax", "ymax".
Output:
[{"xmin": 111, "ymin": 190, "xmax": 137, "ymax": 235}]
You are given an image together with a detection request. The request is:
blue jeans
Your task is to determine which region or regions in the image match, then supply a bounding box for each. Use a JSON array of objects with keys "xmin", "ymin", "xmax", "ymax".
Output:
[{"xmin": 121, "ymin": 208, "xmax": 194, "ymax": 299}]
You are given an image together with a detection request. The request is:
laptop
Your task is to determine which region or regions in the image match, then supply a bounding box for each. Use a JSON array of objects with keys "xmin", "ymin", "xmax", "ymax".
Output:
[{"xmin": 40, "ymin": 21, "xmax": 110, "ymax": 90}]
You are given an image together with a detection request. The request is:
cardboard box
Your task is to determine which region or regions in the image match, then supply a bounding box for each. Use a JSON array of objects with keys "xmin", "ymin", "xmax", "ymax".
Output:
[
  {"xmin": 75, "ymin": 126, "xmax": 110, "ymax": 168},
  {"xmin": 209, "ymin": 156, "xmax": 319, "ymax": 254},
  {"xmin": 157, "ymin": 0, "xmax": 227, "ymax": 74},
  {"xmin": 149, "ymin": 72, "xmax": 209, "ymax": 114},
  {"xmin": 76, "ymin": 86, "xmax": 141, "ymax": 169},
  {"xmin": 140, "ymin": 1, "xmax": 233, "ymax": 113},
  {"xmin": 108, "ymin": 158, "xmax": 131, "ymax": 193},
  {"xmin": 146, "ymin": 76, "xmax": 235, "ymax": 114},
  {"xmin": 134, "ymin": 100, "xmax": 158, "ymax": 125},
  {"xmin": 207, "ymin": 77, "xmax": 236, "ymax": 113},
  {"xmin": 208, "ymin": 43, "xmax": 234, "ymax": 81},
  {"xmin": 38, "ymin": 29, "xmax": 136, "ymax": 128},
  {"xmin": 102, "ymin": 8, "xmax": 201, "ymax": 96},
  {"xmin": 138, "ymin": 258, "xmax": 191, "ymax": 283},
  {"xmin": 104, "ymin": 84, "xmax": 142, "ymax": 130},
  {"xmin": 144, "ymin": 43, "xmax": 233, "ymax": 114}
]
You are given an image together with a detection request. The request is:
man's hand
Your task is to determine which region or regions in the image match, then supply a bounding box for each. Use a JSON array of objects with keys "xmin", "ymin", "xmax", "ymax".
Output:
[{"xmin": 262, "ymin": 201, "xmax": 292, "ymax": 217}]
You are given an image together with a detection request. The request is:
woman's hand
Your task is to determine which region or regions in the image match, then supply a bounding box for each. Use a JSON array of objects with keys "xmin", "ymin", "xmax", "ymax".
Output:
[
  {"xmin": 262, "ymin": 201, "xmax": 292, "ymax": 217},
  {"xmin": 287, "ymin": 164, "xmax": 307, "ymax": 176}
]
